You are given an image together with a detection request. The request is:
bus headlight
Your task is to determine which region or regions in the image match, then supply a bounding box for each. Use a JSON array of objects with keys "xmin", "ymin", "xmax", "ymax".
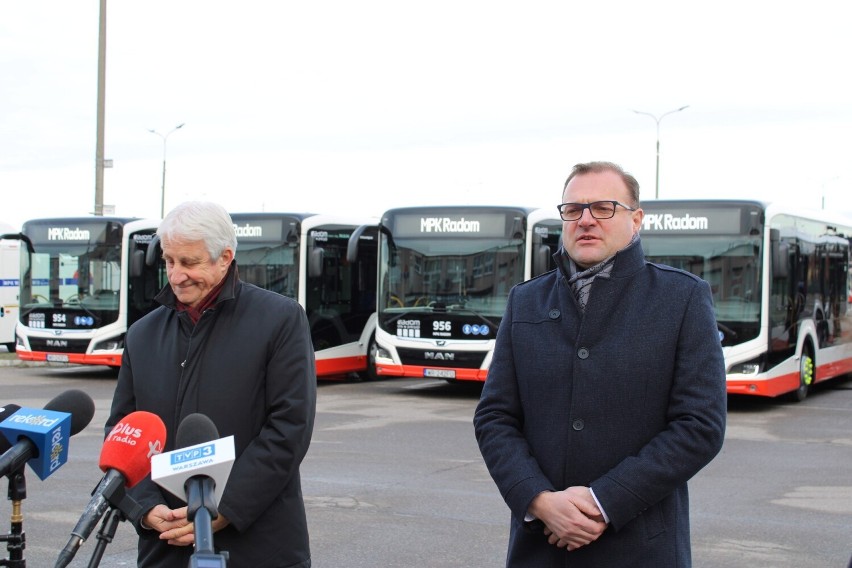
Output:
[
  {"xmin": 93, "ymin": 337, "xmax": 124, "ymax": 352},
  {"xmin": 375, "ymin": 345, "xmax": 392, "ymax": 361},
  {"xmin": 728, "ymin": 357, "xmax": 763, "ymax": 376}
]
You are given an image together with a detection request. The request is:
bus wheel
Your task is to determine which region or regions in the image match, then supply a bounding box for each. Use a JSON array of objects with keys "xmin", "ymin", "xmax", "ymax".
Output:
[
  {"xmin": 4, "ymin": 343, "xmax": 15, "ymax": 353},
  {"xmin": 789, "ymin": 349, "xmax": 815, "ymax": 402},
  {"xmin": 360, "ymin": 334, "xmax": 380, "ymax": 382}
]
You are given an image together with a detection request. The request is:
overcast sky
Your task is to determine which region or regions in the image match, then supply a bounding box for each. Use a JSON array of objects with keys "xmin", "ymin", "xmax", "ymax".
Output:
[{"xmin": 2, "ymin": 1, "xmax": 851, "ymax": 230}]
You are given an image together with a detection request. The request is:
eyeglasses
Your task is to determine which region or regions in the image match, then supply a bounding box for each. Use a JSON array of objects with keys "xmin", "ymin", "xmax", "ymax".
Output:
[{"xmin": 556, "ymin": 200, "xmax": 637, "ymax": 221}]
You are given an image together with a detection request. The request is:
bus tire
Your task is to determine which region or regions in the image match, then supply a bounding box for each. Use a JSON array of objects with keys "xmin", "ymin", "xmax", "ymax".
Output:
[
  {"xmin": 788, "ymin": 347, "xmax": 815, "ymax": 402},
  {"xmin": 4, "ymin": 343, "xmax": 15, "ymax": 353},
  {"xmin": 360, "ymin": 334, "xmax": 380, "ymax": 382}
]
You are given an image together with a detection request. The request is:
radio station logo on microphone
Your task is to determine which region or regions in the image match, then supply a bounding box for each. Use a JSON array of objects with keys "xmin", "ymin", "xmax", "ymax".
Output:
[
  {"xmin": 4, "ymin": 411, "xmax": 61, "ymax": 429},
  {"xmin": 107, "ymin": 421, "xmax": 142, "ymax": 445},
  {"xmin": 169, "ymin": 443, "xmax": 216, "ymax": 470},
  {"xmin": 148, "ymin": 439, "xmax": 163, "ymax": 458},
  {"xmin": 49, "ymin": 428, "xmax": 66, "ymax": 473}
]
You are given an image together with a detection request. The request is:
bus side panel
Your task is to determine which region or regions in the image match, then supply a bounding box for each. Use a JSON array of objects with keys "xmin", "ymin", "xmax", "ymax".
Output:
[
  {"xmin": 814, "ymin": 344, "xmax": 852, "ymax": 383},
  {"xmin": 314, "ymin": 341, "xmax": 368, "ymax": 379},
  {"xmin": 726, "ymin": 343, "xmax": 852, "ymax": 397},
  {"xmin": 0, "ymin": 240, "xmax": 19, "ymax": 349}
]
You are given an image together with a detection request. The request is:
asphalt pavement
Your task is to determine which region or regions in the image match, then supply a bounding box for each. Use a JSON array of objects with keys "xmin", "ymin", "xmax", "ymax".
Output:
[{"xmin": 1, "ymin": 363, "xmax": 851, "ymax": 567}]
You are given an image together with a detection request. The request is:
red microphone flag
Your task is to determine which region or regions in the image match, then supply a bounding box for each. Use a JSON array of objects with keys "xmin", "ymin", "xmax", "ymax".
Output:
[{"xmin": 100, "ymin": 411, "xmax": 166, "ymax": 487}]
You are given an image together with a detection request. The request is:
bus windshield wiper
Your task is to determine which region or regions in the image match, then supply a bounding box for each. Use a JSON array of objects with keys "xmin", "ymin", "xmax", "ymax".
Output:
[
  {"xmin": 717, "ymin": 322, "xmax": 737, "ymax": 340},
  {"xmin": 384, "ymin": 309, "xmax": 424, "ymax": 326},
  {"xmin": 74, "ymin": 300, "xmax": 100, "ymax": 322}
]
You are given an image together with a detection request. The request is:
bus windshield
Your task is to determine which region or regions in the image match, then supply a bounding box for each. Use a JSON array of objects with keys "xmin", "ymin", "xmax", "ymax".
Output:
[
  {"xmin": 380, "ymin": 236, "xmax": 525, "ymax": 316},
  {"xmin": 236, "ymin": 241, "xmax": 298, "ymax": 298},
  {"xmin": 231, "ymin": 214, "xmax": 301, "ymax": 299},
  {"xmin": 642, "ymin": 234, "xmax": 763, "ymax": 344},
  {"xmin": 20, "ymin": 221, "xmax": 126, "ymax": 328}
]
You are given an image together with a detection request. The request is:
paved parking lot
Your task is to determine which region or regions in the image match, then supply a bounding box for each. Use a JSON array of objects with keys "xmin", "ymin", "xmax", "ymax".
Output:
[{"xmin": 1, "ymin": 363, "xmax": 851, "ymax": 567}]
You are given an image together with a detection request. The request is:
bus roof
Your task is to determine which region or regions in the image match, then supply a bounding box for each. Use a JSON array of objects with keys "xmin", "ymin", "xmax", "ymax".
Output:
[
  {"xmin": 380, "ymin": 205, "xmax": 539, "ymax": 217},
  {"xmin": 21, "ymin": 216, "xmax": 141, "ymax": 228},
  {"xmin": 229, "ymin": 212, "xmax": 317, "ymax": 221}
]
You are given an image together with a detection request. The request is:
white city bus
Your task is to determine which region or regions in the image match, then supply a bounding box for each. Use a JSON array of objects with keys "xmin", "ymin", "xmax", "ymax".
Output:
[
  {"xmin": 228, "ymin": 212, "xmax": 380, "ymax": 379},
  {"xmin": 8, "ymin": 217, "xmax": 163, "ymax": 368},
  {"xmin": 640, "ymin": 200, "xmax": 852, "ymax": 401},
  {"xmin": 0, "ymin": 235, "xmax": 20, "ymax": 352},
  {"xmin": 347, "ymin": 206, "xmax": 562, "ymax": 382}
]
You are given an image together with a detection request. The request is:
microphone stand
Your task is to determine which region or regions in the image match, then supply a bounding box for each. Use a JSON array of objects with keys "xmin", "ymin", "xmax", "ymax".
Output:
[
  {"xmin": 0, "ymin": 468, "xmax": 26, "ymax": 568},
  {"xmin": 186, "ymin": 476, "xmax": 227, "ymax": 567},
  {"xmin": 55, "ymin": 476, "xmax": 142, "ymax": 568},
  {"xmin": 85, "ymin": 509, "xmax": 123, "ymax": 568}
]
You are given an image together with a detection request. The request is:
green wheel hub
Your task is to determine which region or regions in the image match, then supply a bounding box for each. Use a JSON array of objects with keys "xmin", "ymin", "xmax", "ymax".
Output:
[{"xmin": 801, "ymin": 354, "xmax": 814, "ymax": 386}]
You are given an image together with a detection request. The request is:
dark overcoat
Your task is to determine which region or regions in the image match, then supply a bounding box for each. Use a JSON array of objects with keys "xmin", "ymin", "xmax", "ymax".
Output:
[
  {"xmin": 474, "ymin": 238, "xmax": 726, "ymax": 567},
  {"xmin": 106, "ymin": 263, "xmax": 316, "ymax": 568}
]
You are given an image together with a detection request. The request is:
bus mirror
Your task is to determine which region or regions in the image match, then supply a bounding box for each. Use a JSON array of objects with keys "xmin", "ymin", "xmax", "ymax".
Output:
[
  {"xmin": 533, "ymin": 245, "xmax": 551, "ymax": 277},
  {"xmin": 309, "ymin": 247, "xmax": 324, "ymax": 278},
  {"xmin": 770, "ymin": 229, "xmax": 788, "ymax": 280},
  {"xmin": 145, "ymin": 235, "xmax": 161, "ymax": 267},
  {"xmin": 1, "ymin": 232, "xmax": 34, "ymax": 254},
  {"xmin": 347, "ymin": 224, "xmax": 370, "ymax": 263},
  {"xmin": 286, "ymin": 225, "xmax": 299, "ymax": 245},
  {"xmin": 511, "ymin": 217, "xmax": 525, "ymax": 240},
  {"xmin": 130, "ymin": 249, "xmax": 145, "ymax": 278}
]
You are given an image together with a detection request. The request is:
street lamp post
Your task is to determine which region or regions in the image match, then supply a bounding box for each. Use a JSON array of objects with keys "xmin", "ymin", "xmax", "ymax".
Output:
[
  {"xmin": 632, "ymin": 105, "xmax": 689, "ymax": 199},
  {"xmin": 820, "ymin": 176, "xmax": 839, "ymax": 210},
  {"xmin": 148, "ymin": 123, "xmax": 185, "ymax": 218},
  {"xmin": 93, "ymin": 0, "xmax": 107, "ymax": 217}
]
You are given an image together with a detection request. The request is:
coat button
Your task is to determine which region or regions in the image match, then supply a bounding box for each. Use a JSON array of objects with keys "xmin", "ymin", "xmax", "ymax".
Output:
[
  {"xmin": 577, "ymin": 347, "xmax": 589, "ymax": 359},
  {"xmin": 548, "ymin": 309, "xmax": 560, "ymax": 319},
  {"xmin": 572, "ymin": 419, "xmax": 585, "ymax": 431}
]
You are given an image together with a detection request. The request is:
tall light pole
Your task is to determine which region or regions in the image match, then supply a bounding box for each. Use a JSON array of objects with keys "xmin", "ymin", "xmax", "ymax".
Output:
[
  {"xmin": 93, "ymin": 0, "xmax": 107, "ymax": 216},
  {"xmin": 632, "ymin": 105, "xmax": 689, "ymax": 199},
  {"xmin": 148, "ymin": 123, "xmax": 185, "ymax": 218},
  {"xmin": 820, "ymin": 176, "xmax": 839, "ymax": 210}
]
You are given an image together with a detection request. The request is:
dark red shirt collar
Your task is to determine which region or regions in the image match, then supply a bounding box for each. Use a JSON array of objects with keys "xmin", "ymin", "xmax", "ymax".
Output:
[{"xmin": 175, "ymin": 264, "xmax": 232, "ymax": 324}]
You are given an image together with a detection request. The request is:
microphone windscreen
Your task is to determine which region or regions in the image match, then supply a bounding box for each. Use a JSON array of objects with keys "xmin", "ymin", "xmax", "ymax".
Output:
[
  {"xmin": 100, "ymin": 411, "xmax": 167, "ymax": 487},
  {"xmin": 176, "ymin": 413, "xmax": 219, "ymax": 448},
  {"xmin": 0, "ymin": 404, "xmax": 22, "ymax": 453},
  {"xmin": 44, "ymin": 390, "xmax": 96, "ymax": 436}
]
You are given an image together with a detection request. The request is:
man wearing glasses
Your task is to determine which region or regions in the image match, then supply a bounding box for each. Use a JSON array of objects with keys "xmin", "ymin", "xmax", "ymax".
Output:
[{"xmin": 474, "ymin": 161, "xmax": 726, "ymax": 567}]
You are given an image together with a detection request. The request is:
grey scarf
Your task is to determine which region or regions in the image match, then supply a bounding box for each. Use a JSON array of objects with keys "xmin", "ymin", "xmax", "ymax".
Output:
[{"xmin": 565, "ymin": 233, "xmax": 639, "ymax": 312}]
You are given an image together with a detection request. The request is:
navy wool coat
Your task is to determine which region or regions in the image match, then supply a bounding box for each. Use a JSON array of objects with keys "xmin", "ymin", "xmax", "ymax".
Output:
[{"xmin": 474, "ymin": 237, "xmax": 726, "ymax": 567}]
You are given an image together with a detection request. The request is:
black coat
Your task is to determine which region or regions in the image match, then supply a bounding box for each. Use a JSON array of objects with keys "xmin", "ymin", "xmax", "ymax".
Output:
[
  {"xmin": 474, "ymin": 238, "xmax": 727, "ymax": 567},
  {"xmin": 107, "ymin": 263, "xmax": 316, "ymax": 568}
]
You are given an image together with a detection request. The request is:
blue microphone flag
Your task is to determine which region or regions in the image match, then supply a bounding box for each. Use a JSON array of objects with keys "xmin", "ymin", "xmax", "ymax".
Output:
[{"xmin": 0, "ymin": 407, "xmax": 72, "ymax": 480}]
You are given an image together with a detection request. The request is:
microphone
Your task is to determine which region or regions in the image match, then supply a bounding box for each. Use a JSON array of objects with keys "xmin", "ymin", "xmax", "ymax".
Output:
[
  {"xmin": 54, "ymin": 410, "xmax": 166, "ymax": 568},
  {"xmin": 44, "ymin": 389, "xmax": 97, "ymax": 437},
  {"xmin": 151, "ymin": 414, "xmax": 235, "ymax": 509},
  {"xmin": 0, "ymin": 390, "xmax": 95, "ymax": 480},
  {"xmin": 151, "ymin": 413, "xmax": 235, "ymax": 562},
  {"xmin": 0, "ymin": 404, "xmax": 22, "ymax": 454}
]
